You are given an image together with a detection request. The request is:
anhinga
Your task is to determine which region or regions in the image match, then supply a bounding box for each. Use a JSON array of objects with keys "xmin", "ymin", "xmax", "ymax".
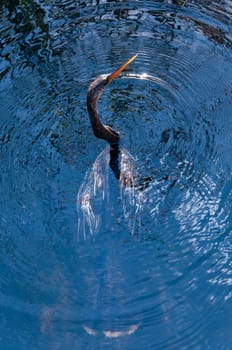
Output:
[
  {"xmin": 87, "ymin": 54, "xmax": 137, "ymax": 144},
  {"xmin": 78, "ymin": 54, "xmax": 151, "ymax": 240}
]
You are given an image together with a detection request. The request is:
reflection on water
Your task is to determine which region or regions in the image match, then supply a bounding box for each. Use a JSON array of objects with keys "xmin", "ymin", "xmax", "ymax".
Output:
[{"xmin": 1, "ymin": 0, "xmax": 232, "ymax": 349}]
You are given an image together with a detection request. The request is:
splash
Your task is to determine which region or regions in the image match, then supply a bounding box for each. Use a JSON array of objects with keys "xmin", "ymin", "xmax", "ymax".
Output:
[{"xmin": 82, "ymin": 323, "xmax": 139, "ymax": 338}]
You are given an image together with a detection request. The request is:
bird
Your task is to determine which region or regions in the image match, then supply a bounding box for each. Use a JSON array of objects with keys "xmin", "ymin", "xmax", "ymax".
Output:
[
  {"xmin": 78, "ymin": 54, "xmax": 173, "ymax": 240},
  {"xmin": 87, "ymin": 54, "xmax": 137, "ymax": 144},
  {"xmin": 77, "ymin": 55, "xmax": 142, "ymax": 240}
]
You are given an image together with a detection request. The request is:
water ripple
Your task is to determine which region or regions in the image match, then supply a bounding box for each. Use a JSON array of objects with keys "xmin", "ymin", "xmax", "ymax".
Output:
[{"xmin": 1, "ymin": 0, "xmax": 232, "ymax": 349}]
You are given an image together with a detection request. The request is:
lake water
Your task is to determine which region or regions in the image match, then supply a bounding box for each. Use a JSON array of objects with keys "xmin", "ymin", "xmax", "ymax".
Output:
[{"xmin": 1, "ymin": 1, "xmax": 232, "ymax": 349}]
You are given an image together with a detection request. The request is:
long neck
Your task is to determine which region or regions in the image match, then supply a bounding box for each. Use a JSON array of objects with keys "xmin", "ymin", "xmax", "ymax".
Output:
[{"xmin": 87, "ymin": 76, "xmax": 119, "ymax": 144}]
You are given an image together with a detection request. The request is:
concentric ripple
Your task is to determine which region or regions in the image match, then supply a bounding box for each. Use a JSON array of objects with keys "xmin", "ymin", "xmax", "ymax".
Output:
[{"xmin": 1, "ymin": 1, "xmax": 232, "ymax": 349}]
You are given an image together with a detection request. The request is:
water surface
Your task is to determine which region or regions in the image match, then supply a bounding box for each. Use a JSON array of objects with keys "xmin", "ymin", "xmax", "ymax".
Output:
[{"xmin": 1, "ymin": 1, "xmax": 232, "ymax": 349}]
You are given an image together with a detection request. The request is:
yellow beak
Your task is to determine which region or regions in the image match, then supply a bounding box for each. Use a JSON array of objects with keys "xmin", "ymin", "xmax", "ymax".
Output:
[{"xmin": 107, "ymin": 54, "xmax": 138, "ymax": 84}]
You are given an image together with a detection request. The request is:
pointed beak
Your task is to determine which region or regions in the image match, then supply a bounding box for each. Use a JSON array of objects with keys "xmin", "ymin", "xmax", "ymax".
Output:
[{"xmin": 107, "ymin": 54, "xmax": 138, "ymax": 84}]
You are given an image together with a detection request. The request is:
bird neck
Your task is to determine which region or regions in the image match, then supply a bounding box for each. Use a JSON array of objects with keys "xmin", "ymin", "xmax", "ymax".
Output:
[{"xmin": 87, "ymin": 76, "xmax": 119, "ymax": 144}]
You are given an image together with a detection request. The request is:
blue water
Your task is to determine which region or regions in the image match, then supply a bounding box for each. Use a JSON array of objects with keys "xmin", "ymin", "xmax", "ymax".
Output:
[{"xmin": 1, "ymin": 1, "xmax": 232, "ymax": 349}]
